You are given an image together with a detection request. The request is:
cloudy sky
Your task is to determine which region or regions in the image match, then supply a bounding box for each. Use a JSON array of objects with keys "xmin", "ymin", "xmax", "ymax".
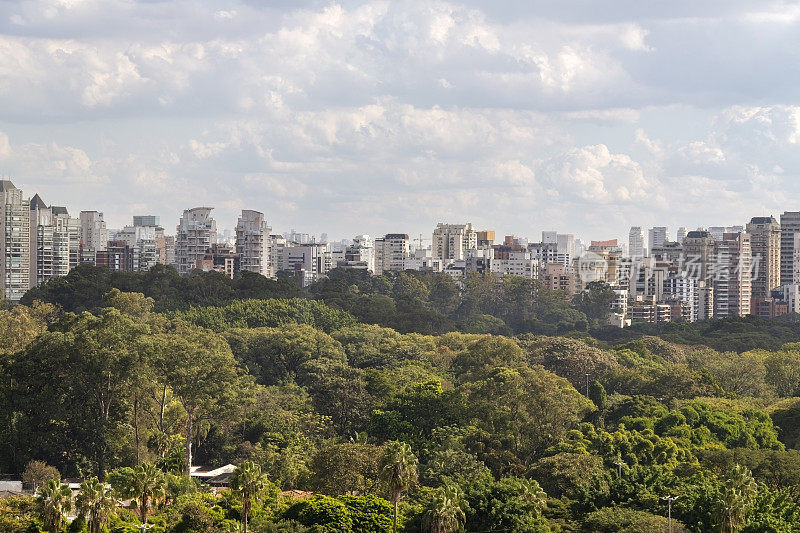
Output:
[{"xmin": 1, "ymin": 0, "xmax": 800, "ymax": 242}]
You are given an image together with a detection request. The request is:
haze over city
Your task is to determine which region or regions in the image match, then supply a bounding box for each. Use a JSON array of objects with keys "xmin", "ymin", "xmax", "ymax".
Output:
[{"xmin": 2, "ymin": 0, "xmax": 800, "ymax": 241}]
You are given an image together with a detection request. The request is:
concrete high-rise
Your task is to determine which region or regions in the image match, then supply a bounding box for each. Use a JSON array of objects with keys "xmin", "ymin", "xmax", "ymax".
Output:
[
  {"xmin": 79, "ymin": 211, "xmax": 108, "ymax": 253},
  {"xmin": 628, "ymin": 226, "xmax": 645, "ymax": 258},
  {"xmin": 713, "ymin": 232, "xmax": 752, "ymax": 318},
  {"xmin": 236, "ymin": 210, "xmax": 273, "ymax": 277},
  {"xmin": 746, "ymin": 216, "xmax": 781, "ymax": 299},
  {"xmin": 780, "ymin": 211, "xmax": 800, "ymax": 285},
  {"xmin": 682, "ymin": 230, "xmax": 716, "ymax": 283},
  {"xmin": 375, "ymin": 234, "xmax": 410, "ymax": 275},
  {"xmin": 175, "ymin": 207, "xmax": 216, "ymax": 274},
  {"xmin": 676, "ymin": 227, "xmax": 687, "ymax": 244},
  {"xmin": 29, "ymin": 195, "xmax": 79, "ymax": 286},
  {"xmin": 432, "ymin": 223, "xmax": 477, "ymax": 263},
  {"xmin": 648, "ymin": 227, "xmax": 669, "ymax": 253},
  {"xmin": 0, "ymin": 180, "xmax": 30, "ymax": 301}
]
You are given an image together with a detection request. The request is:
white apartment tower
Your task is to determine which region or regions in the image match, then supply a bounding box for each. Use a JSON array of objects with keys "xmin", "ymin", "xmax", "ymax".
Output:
[
  {"xmin": 375, "ymin": 234, "xmax": 410, "ymax": 275},
  {"xmin": 648, "ymin": 227, "xmax": 669, "ymax": 253},
  {"xmin": 628, "ymin": 226, "xmax": 645, "ymax": 258},
  {"xmin": 30, "ymin": 195, "xmax": 79, "ymax": 286},
  {"xmin": 79, "ymin": 211, "xmax": 108, "ymax": 253},
  {"xmin": 746, "ymin": 216, "xmax": 781, "ymax": 299},
  {"xmin": 433, "ymin": 223, "xmax": 477, "ymax": 263},
  {"xmin": 0, "ymin": 180, "xmax": 30, "ymax": 301},
  {"xmin": 781, "ymin": 211, "xmax": 800, "ymax": 285},
  {"xmin": 175, "ymin": 207, "xmax": 217, "ymax": 274},
  {"xmin": 236, "ymin": 210, "xmax": 273, "ymax": 277},
  {"xmin": 713, "ymin": 232, "xmax": 752, "ymax": 318}
]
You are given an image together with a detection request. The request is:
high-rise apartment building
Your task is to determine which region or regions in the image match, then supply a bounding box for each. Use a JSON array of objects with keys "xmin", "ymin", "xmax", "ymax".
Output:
[
  {"xmin": 432, "ymin": 223, "xmax": 477, "ymax": 263},
  {"xmin": 628, "ymin": 226, "xmax": 645, "ymax": 258},
  {"xmin": 343, "ymin": 235, "xmax": 375, "ymax": 273},
  {"xmin": 682, "ymin": 230, "xmax": 716, "ymax": 283},
  {"xmin": 375, "ymin": 234, "xmax": 410, "ymax": 275},
  {"xmin": 29, "ymin": 195, "xmax": 79, "ymax": 286},
  {"xmin": 236, "ymin": 210, "xmax": 273, "ymax": 277},
  {"xmin": 556, "ymin": 234, "xmax": 575, "ymax": 258},
  {"xmin": 713, "ymin": 232, "xmax": 752, "ymax": 318},
  {"xmin": 115, "ymin": 223, "xmax": 159, "ymax": 271},
  {"xmin": 175, "ymin": 207, "xmax": 216, "ymax": 274},
  {"xmin": 746, "ymin": 216, "xmax": 781, "ymax": 300},
  {"xmin": 0, "ymin": 181, "xmax": 30, "ymax": 301},
  {"xmin": 676, "ymin": 227, "xmax": 687, "ymax": 244},
  {"xmin": 780, "ymin": 211, "xmax": 800, "ymax": 285},
  {"xmin": 648, "ymin": 227, "xmax": 669, "ymax": 253},
  {"xmin": 79, "ymin": 211, "xmax": 108, "ymax": 254}
]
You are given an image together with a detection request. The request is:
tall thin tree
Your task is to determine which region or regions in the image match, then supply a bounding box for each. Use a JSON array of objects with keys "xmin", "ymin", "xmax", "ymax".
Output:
[
  {"xmin": 230, "ymin": 461, "xmax": 269, "ymax": 533},
  {"xmin": 126, "ymin": 463, "xmax": 166, "ymax": 524},
  {"xmin": 37, "ymin": 479, "xmax": 72, "ymax": 533},
  {"xmin": 379, "ymin": 441, "xmax": 418, "ymax": 533},
  {"xmin": 76, "ymin": 477, "xmax": 116, "ymax": 533}
]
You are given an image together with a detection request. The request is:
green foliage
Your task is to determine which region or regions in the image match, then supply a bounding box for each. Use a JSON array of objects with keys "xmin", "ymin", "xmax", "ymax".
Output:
[
  {"xmin": 337, "ymin": 495, "xmax": 393, "ymax": 533},
  {"xmin": 463, "ymin": 474, "xmax": 550, "ymax": 532},
  {"xmin": 582, "ymin": 506, "xmax": 689, "ymax": 532},
  {"xmin": 13, "ymin": 267, "xmax": 800, "ymax": 533},
  {"xmin": 285, "ymin": 495, "xmax": 353, "ymax": 532},
  {"xmin": 174, "ymin": 299, "xmax": 356, "ymax": 333}
]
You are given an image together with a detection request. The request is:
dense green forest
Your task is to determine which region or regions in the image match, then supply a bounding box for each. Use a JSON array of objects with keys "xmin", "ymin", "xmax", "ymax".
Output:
[
  {"xmin": 22, "ymin": 265, "xmax": 800, "ymax": 352},
  {"xmin": 5, "ymin": 266, "xmax": 800, "ymax": 531}
]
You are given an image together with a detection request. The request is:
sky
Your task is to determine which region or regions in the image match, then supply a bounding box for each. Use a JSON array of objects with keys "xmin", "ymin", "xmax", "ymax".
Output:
[{"xmin": 1, "ymin": 0, "xmax": 800, "ymax": 243}]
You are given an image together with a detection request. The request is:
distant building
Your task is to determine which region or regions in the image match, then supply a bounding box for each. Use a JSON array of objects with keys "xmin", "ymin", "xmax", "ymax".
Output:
[
  {"xmin": 682, "ymin": 230, "xmax": 716, "ymax": 283},
  {"xmin": 79, "ymin": 211, "xmax": 108, "ymax": 254},
  {"xmin": 781, "ymin": 211, "xmax": 800, "ymax": 286},
  {"xmin": 0, "ymin": 180, "xmax": 31, "ymax": 301},
  {"xmin": 540, "ymin": 263, "xmax": 576, "ymax": 296},
  {"xmin": 344, "ymin": 235, "xmax": 375, "ymax": 273},
  {"xmin": 175, "ymin": 207, "xmax": 216, "ymax": 274},
  {"xmin": 628, "ymin": 226, "xmax": 645, "ymax": 258},
  {"xmin": 713, "ymin": 232, "xmax": 752, "ymax": 318},
  {"xmin": 432, "ymin": 223, "xmax": 477, "ymax": 263},
  {"xmin": 29, "ymin": 195, "xmax": 79, "ymax": 286},
  {"xmin": 746, "ymin": 216, "xmax": 781, "ymax": 301},
  {"xmin": 375, "ymin": 234, "xmax": 410, "ymax": 275},
  {"xmin": 236, "ymin": 210, "xmax": 272, "ymax": 277},
  {"xmin": 195, "ymin": 243, "xmax": 240, "ymax": 278},
  {"xmin": 648, "ymin": 227, "xmax": 669, "ymax": 253}
]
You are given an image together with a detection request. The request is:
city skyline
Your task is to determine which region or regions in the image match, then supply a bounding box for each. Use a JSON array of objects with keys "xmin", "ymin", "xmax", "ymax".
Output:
[{"xmin": 1, "ymin": 1, "xmax": 800, "ymax": 239}]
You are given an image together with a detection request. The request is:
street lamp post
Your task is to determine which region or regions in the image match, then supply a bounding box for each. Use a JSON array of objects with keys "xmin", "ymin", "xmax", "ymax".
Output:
[
  {"xmin": 613, "ymin": 460, "xmax": 626, "ymax": 478},
  {"xmin": 585, "ymin": 373, "xmax": 590, "ymax": 397},
  {"xmin": 661, "ymin": 495, "xmax": 678, "ymax": 533},
  {"xmin": 135, "ymin": 524, "xmax": 154, "ymax": 532}
]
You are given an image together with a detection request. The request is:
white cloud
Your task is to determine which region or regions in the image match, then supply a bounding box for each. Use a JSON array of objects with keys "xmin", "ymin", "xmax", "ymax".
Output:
[{"xmin": 0, "ymin": 0, "xmax": 799, "ymax": 240}]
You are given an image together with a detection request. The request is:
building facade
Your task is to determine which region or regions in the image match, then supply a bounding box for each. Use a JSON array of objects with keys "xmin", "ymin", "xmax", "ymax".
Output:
[
  {"xmin": 236, "ymin": 210, "xmax": 273, "ymax": 277},
  {"xmin": 432, "ymin": 223, "xmax": 477, "ymax": 263},
  {"xmin": 175, "ymin": 207, "xmax": 217, "ymax": 274},
  {"xmin": 746, "ymin": 216, "xmax": 781, "ymax": 300}
]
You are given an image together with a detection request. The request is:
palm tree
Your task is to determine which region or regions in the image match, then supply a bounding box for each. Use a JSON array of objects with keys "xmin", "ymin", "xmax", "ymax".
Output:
[
  {"xmin": 230, "ymin": 461, "xmax": 269, "ymax": 533},
  {"xmin": 379, "ymin": 441, "xmax": 418, "ymax": 533},
  {"xmin": 76, "ymin": 477, "xmax": 116, "ymax": 533},
  {"xmin": 422, "ymin": 485, "xmax": 466, "ymax": 533},
  {"xmin": 126, "ymin": 463, "xmax": 166, "ymax": 524},
  {"xmin": 37, "ymin": 479, "xmax": 72, "ymax": 533},
  {"xmin": 717, "ymin": 464, "xmax": 759, "ymax": 533}
]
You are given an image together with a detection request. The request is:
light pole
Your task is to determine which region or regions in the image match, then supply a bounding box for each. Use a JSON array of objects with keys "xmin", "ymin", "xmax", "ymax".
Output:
[
  {"xmin": 661, "ymin": 495, "xmax": 678, "ymax": 533},
  {"xmin": 613, "ymin": 460, "xmax": 626, "ymax": 478},
  {"xmin": 135, "ymin": 524, "xmax": 154, "ymax": 532},
  {"xmin": 585, "ymin": 373, "xmax": 590, "ymax": 397}
]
